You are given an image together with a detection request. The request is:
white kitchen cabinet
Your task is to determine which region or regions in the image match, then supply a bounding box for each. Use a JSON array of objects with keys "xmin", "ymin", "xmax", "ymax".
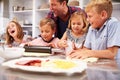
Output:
[
  {"xmin": 9, "ymin": 0, "xmax": 120, "ymax": 38},
  {"xmin": 0, "ymin": 0, "xmax": 9, "ymax": 35},
  {"xmin": 8, "ymin": 0, "xmax": 89, "ymax": 38}
]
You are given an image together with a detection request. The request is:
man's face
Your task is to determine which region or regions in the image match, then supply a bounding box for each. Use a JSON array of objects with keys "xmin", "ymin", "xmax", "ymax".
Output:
[{"xmin": 49, "ymin": 0, "xmax": 65, "ymax": 16}]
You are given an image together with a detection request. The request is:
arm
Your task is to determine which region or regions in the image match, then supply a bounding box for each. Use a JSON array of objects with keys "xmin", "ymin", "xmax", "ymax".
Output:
[
  {"xmin": 69, "ymin": 46, "xmax": 118, "ymax": 59},
  {"xmin": 57, "ymin": 31, "xmax": 68, "ymax": 48}
]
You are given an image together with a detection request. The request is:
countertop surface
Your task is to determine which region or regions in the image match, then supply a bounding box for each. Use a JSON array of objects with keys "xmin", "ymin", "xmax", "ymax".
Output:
[{"xmin": 0, "ymin": 54, "xmax": 120, "ymax": 80}]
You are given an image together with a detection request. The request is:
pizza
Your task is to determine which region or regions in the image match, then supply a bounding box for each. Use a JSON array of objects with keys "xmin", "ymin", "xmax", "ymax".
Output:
[{"xmin": 16, "ymin": 59, "xmax": 77, "ymax": 69}]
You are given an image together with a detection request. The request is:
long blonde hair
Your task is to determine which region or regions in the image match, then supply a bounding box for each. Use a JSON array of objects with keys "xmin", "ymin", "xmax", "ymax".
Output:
[{"xmin": 68, "ymin": 11, "xmax": 88, "ymax": 34}]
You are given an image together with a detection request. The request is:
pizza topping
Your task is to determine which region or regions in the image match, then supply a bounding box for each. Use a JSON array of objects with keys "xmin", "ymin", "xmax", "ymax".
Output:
[
  {"xmin": 16, "ymin": 59, "xmax": 77, "ymax": 69},
  {"xmin": 16, "ymin": 60, "xmax": 41, "ymax": 66}
]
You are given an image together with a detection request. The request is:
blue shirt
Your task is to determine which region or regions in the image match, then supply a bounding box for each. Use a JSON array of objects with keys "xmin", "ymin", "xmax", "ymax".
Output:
[{"xmin": 84, "ymin": 17, "xmax": 120, "ymax": 59}]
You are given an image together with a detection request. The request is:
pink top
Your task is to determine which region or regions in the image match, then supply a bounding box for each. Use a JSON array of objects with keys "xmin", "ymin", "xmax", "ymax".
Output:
[{"xmin": 28, "ymin": 37, "xmax": 59, "ymax": 48}]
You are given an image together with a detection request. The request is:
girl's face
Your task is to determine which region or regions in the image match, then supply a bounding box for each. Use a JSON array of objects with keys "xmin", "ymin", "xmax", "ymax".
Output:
[
  {"xmin": 71, "ymin": 17, "xmax": 84, "ymax": 34},
  {"xmin": 40, "ymin": 24, "xmax": 55, "ymax": 42},
  {"xmin": 7, "ymin": 22, "xmax": 18, "ymax": 37}
]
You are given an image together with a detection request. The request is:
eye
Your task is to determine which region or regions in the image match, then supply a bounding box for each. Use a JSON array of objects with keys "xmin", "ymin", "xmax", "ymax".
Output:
[
  {"xmin": 45, "ymin": 30, "xmax": 50, "ymax": 33},
  {"xmin": 77, "ymin": 23, "xmax": 81, "ymax": 25},
  {"xmin": 41, "ymin": 31, "xmax": 43, "ymax": 33},
  {"xmin": 72, "ymin": 22, "xmax": 75, "ymax": 25}
]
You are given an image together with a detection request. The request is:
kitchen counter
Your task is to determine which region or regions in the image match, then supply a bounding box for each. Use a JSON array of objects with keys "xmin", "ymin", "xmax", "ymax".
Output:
[
  {"xmin": 86, "ymin": 59, "xmax": 120, "ymax": 80},
  {"xmin": 0, "ymin": 54, "xmax": 120, "ymax": 80}
]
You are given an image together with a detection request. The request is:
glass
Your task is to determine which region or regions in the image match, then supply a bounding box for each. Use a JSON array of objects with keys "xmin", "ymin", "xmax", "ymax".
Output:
[{"xmin": 65, "ymin": 40, "xmax": 73, "ymax": 56}]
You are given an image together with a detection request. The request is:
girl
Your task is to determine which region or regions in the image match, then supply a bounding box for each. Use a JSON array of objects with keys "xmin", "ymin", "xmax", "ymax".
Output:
[
  {"xmin": 6, "ymin": 21, "xmax": 32, "ymax": 47},
  {"xmin": 25, "ymin": 18, "xmax": 59, "ymax": 48},
  {"xmin": 58, "ymin": 11, "xmax": 88, "ymax": 54}
]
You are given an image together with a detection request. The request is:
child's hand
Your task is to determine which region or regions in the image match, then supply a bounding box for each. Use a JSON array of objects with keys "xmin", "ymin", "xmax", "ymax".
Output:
[
  {"xmin": 48, "ymin": 43, "xmax": 55, "ymax": 48},
  {"xmin": 24, "ymin": 42, "xmax": 32, "ymax": 46},
  {"xmin": 57, "ymin": 40, "xmax": 68, "ymax": 48}
]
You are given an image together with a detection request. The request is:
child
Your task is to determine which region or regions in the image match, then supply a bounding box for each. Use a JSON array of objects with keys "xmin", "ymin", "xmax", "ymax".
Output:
[
  {"xmin": 58, "ymin": 11, "xmax": 88, "ymax": 54},
  {"xmin": 6, "ymin": 21, "xmax": 32, "ymax": 47},
  {"xmin": 25, "ymin": 18, "xmax": 59, "ymax": 48},
  {"xmin": 69, "ymin": 0, "xmax": 120, "ymax": 59}
]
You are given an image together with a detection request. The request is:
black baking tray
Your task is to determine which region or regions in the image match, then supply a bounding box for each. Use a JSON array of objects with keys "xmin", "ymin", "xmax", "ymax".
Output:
[{"xmin": 24, "ymin": 45, "xmax": 52, "ymax": 54}]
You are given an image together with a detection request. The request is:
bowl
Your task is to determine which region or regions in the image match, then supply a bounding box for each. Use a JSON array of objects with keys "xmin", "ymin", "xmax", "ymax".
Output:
[{"xmin": 0, "ymin": 47, "xmax": 25, "ymax": 60}]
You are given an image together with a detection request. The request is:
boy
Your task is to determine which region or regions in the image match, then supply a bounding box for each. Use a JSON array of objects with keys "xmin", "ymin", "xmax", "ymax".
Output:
[{"xmin": 69, "ymin": 0, "xmax": 120, "ymax": 59}]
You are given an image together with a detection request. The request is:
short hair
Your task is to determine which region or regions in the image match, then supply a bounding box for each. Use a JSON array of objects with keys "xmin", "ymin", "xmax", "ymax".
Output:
[
  {"xmin": 40, "ymin": 18, "xmax": 56, "ymax": 30},
  {"xmin": 85, "ymin": 0, "xmax": 113, "ymax": 18},
  {"xmin": 57, "ymin": 0, "xmax": 69, "ymax": 4},
  {"xmin": 6, "ymin": 21, "xmax": 24, "ymax": 44},
  {"xmin": 68, "ymin": 11, "xmax": 89, "ymax": 34}
]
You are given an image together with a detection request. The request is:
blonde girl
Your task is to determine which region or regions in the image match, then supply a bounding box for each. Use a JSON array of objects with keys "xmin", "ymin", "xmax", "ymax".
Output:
[{"xmin": 58, "ymin": 11, "xmax": 88, "ymax": 53}]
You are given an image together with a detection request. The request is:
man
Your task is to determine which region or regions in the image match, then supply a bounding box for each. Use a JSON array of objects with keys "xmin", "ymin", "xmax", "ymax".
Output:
[{"xmin": 47, "ymin": 0, "xmax": 85, "ymax": 39}]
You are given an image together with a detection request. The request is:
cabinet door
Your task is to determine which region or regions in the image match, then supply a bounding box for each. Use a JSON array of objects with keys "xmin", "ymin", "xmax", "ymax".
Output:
[
  {"xmin": 33, "ymin": 0, "xmax": 49, "ymax": 38},
  {"xmin": 9, "ymin": 0, "xmax": 33, "ymax": 37}
]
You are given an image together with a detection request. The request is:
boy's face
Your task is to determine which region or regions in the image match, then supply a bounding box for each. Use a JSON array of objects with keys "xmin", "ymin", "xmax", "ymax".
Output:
[
  {"xmin": 86, "ymin": 7, "xmax": 105, "ymax": 29},
  {"xmin": 40, "ymin": 24, "xmax": 55, "ymax": 42}
]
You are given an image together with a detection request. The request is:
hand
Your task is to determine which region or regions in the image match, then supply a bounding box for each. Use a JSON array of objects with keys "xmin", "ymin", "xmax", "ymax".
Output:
[
  {"xmin": 58, "ymin": 40, "xmax": 68, "ymax": 48},
  {"xmin": 24, "ymin": 42, "xmax": 32, "ymax": 46},
  {"xmin": 48, "ymin": 43, "xmax": 55, "ymax": 48},
  {"xmin": 68, "ymin": 49, "xmax": 91, "ymax": 59}
]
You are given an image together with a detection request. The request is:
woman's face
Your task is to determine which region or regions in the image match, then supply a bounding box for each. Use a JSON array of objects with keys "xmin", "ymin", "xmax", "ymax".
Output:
[
  {"xmin": 7, "ymin": 22, "xmax": 18, "ymax": 37},
  {"xmin": 40, "ymin": 24, "xmax": 55, "ymax": 42},
  {"xmin": 71, "ymin": 17, "xmax": 84, "ymax": 34},
  {"xmin": 49, "ymin": 0, "xmax": 65, "ymax": 16}
]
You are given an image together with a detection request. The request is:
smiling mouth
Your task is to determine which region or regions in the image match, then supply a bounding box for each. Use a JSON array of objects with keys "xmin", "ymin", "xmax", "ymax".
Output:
[{"xmin": 11, "ymin": 30, "xmax": 15, "ymax": 34}]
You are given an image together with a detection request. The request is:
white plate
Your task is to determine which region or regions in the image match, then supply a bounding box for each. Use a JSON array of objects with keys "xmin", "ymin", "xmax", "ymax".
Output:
[
  {"xmin": 2, "ymin": 57, "xmax": 87, "ymax": 75},
  {"xmin": 23, "ymin": 52, "xmax": 52, "ymax": 57}
]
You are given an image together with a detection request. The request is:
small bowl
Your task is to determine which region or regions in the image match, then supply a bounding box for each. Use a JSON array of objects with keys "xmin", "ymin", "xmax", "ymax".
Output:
[{"xmin": 0, "ymin": 47, "xmax": 25, "ymax": 60}]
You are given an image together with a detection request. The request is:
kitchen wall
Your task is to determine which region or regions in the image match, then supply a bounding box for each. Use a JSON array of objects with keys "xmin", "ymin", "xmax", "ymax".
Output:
[
  {"xmin": 0, "ymin": 0, "xmax": 120, "ymax": 35},
  {"xmin": 112, "ymin": 2, "xmax": 120, "ymax": 20},
  {"xmin": 0, "ymin": 0, "xmax": 9, "ymax": 34}
]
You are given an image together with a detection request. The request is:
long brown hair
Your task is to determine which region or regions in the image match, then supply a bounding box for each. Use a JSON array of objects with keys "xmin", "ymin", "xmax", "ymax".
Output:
[{"xmin": 6, "ymin": 21, "xmax": 24, "ymax": 45}]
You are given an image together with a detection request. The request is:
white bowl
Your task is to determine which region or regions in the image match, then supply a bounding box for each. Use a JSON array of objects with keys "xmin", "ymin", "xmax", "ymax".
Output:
[{"xmin": 0, "ymin": 47, "xmax": 25, "ymax": 60}]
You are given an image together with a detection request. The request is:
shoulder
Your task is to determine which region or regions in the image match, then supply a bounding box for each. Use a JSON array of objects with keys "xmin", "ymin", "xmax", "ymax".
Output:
[
  {"xmin": 53, "ymin": 37, "xmax": 60, "ymax": 41},
  {"xmin": 68, "ymin": 6, "xmax": 86, "ymax": 16},
  {"xmin": 107, "ymin": 17, "xmax": 120, "ymax": 30},
  {"xmin": 66, "ymin": 28, "xmax": 71, "ymax": 36},
  {"xmin": 69, "ymin": 6, "xmax": 81, "ymax": 11},
  {"xmin": 47, "ymin": 11, "xmax": 53, "ymax": 17},
  {"xmin": 47, "ymin": 11, "xmax": 57, "ymax": 21},
  {"xmin": 23, "ymin": 35, "xmax": 33, "ymax": 42}
]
